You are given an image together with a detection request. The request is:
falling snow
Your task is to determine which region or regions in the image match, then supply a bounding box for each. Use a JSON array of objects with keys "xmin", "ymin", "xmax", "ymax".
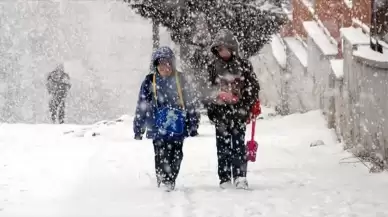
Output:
[{"xmin": 1, "ymin": 0, "xmax": 388, "ymax": 216}]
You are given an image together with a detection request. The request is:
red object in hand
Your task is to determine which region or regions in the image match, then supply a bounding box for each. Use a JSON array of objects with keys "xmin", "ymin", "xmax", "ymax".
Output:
[
  {"xmin": 251, "ymin": 100, "xmax": 261, "ymax": 117},
  {"xmin": 246, "ymin": 118, "xmax": 258, "ymax": 162},
  {"xmin": 217, "ymin": 92, "xmax": 239, "ymax": 103},
  {"xmin": 247, "ymin": 100, "xmax": 261, "ymax": 124}
]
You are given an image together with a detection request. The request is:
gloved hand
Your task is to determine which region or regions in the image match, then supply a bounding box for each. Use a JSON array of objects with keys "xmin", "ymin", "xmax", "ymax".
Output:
[
  {"xmin": 134, "ymin": 134, "xmax": 142, "ymax": 140},
  {"xmin": 217, "ymin": 91, "xmax": 239, "ymax": 104},
  {"xmin": 187, "ymin": 125, "xmax": 199, "ymax": 137},
  {"xmin": 190, "ymin": 130, "xmax": 199, "ymax": 137},
  {"xmin": 251, "ymin": 100, "xmax": 261, "ymax": 117},
  {"xmin": 247, "ymin": 100, "xmax": 261, "ymax": 124}
]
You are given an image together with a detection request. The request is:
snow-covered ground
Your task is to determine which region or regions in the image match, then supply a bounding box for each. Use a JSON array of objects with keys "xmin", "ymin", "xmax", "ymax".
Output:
[{"xmin": 1, "ymin": 108, "xmax": 388, "ymax": 217}]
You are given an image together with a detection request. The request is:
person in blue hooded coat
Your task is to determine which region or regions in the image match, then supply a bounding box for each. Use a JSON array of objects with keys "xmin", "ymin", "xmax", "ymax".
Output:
[{"xmin": 133, "ymin": 46, "xmax": 199, "ymax": 191}]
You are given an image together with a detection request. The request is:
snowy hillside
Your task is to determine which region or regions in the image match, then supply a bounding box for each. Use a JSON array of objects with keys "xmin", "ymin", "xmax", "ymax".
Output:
[
  {"xmin": 0, "ymin": 1, "xmax": 175, "ymax": 124},
  {"xmin": 1, "ymin": 109, "xmax": 388, "ymax": 216}
]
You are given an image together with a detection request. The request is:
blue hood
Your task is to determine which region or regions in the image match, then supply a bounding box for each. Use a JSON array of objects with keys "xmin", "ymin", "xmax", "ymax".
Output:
[{"xmin": 150, "ymin": 46, "xmax": 176, "ymax": 72}]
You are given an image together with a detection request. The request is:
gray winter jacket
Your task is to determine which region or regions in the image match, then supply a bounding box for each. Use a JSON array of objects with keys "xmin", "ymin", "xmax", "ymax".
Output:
[
  {"xmin": 46, "ymin": 68, "xmax": 71, "ymax": 96},
  {"xmin": 203, "ymin": 29, "xmax": 260, "ymax": 124}
]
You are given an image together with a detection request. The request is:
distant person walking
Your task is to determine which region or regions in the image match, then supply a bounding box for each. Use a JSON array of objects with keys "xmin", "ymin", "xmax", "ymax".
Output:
[{"xmin": 46, "ymin": 64, "xmax": 71, "ymax": 124}]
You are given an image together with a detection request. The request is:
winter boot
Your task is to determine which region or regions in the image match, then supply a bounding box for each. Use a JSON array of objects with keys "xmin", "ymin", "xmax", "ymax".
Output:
[
  {"xmin": 157, "ymin": 177, "xmax": 161, "ymax": 188},
  {"xmin": 219, "ymin": 180, "xmax": 233, "ymax": 189},
  {"xmin": 234, "ymin": 177, "xmax": 249, "ymax": 190},
  {"xmin": 160, "ymin": 182, "xmax": 175, "ymax": 192}
]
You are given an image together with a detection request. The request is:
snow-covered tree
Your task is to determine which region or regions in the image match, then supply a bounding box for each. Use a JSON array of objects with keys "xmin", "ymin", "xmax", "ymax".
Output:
[
  {"xmin": 128, "ymin": 0, "xmax": 287, "ymax": 58},
  {"xmin": 128, "ymin": 0, "xmax": 287, "ymax": 108}
]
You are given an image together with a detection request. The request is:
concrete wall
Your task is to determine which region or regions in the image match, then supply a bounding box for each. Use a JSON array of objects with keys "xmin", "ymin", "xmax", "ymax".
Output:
[
  {"xmin": 304, "ymin": 21, "xmax": 338, "ymax": 122},
  {"xmin": 342, "ymin": 29, "xmax": 388, "ymax": 169},
  {"xmin": 253, "ymin": 34, "xmax": 317, "ymax": 115},
  {"xmin": 283, "ymin": 37, "xmax": 315, "ymax": 114},
  {"xmin": 251, "ymin": 35, "xmax": 286, "ymax": 113},
  {"xmin": 254, "ymin": 23, "xmax": 388, "ymax": 170}
]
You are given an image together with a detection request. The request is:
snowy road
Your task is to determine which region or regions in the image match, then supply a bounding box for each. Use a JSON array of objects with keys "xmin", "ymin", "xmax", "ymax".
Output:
[{"xmin": 1, "ymin": 109, "xmax": 388, "ymax": 217}]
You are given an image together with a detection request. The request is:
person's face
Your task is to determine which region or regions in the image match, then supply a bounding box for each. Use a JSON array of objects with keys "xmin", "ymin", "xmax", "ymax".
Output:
[
  {"xmin": 217, "ymin": 46, "xmax": 232, "ymax": 60},
  {"xmin": 157, "ymin": 59, "xmax": 173, "ymax": 77}
]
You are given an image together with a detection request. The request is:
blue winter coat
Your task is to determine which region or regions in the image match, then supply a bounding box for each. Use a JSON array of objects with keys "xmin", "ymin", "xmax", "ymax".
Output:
[{"xmin": 133, "ymin": 47, "xmax": 199, "ymax": 140}]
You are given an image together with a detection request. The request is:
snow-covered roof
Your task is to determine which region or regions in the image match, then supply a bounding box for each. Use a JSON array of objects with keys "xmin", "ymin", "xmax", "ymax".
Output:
[
  {"xmin": 283, "ymin": 37, "xmax": 307, "ymax": 68},
  {"xmin": 340, "ymin": 27, "xmax": 370, "ymax": 45},
  {"xmin": 330, "ymin": 59, "xmax": 344, "ymax": 79},
  {"xmin": 303, "ymin": 21, "xmax": 338, "ymax": 56},
  {"xmin": 271, "ymin": 35, "xmax": 287, "ymax": 69},
  {"xmin": 353, "ymin": 45, "xmax": 388, "ymax": 69}
]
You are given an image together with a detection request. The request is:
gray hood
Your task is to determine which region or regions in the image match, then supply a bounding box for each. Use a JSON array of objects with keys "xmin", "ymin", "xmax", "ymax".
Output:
[{"xmin": 210, "ymin": 29, "xmax": 240, "ymax": 57}]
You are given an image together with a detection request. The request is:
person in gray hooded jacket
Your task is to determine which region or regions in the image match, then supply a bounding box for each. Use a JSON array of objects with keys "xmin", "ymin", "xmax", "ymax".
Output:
[
  {"xmin": 46, "ymin": 64, "xmax": 71, "ymax": 124},
  {"xmin": 202, "ymin": 29, "xmax": 260, "ymax": 190}
]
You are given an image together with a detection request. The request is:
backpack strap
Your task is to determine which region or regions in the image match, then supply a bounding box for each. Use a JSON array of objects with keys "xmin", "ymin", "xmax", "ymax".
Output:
[
  {"xmin": 175, "ymin": 73, "xmax": 185, "ymax": 109},
  {"xmin": 152, "ymin": 74, "xmax": 157, "ymax": 101},
  {"xmin": 152, "ymin": 72, "xmax": 185, "ymax": 109}
]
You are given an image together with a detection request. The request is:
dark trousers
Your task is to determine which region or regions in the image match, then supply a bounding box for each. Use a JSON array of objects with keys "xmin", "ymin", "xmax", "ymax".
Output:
[
  {"xmin": 215, "ymin": 123, "xmax": 247, "ymax": 183},
  {"xmin": 153, "ymin": 139, "xmax": 184, "ymax": 185},
  {"xmin": 49, "ymin": 95, "xmax": 65, "ymax": 124}
]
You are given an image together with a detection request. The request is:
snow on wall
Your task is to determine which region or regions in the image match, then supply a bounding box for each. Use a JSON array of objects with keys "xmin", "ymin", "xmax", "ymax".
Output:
[
  {"xmin": 353, "ymin": 46, "xmax": 388, "ymax": 66},
  {"xmin": 330, "ymin": 59, "xmax": 344, "ymax": 79},
  {"xmin": 304, "ymin": 20, "xmax": 338, "ymax": 119},
  {"xmin": 0, "ymin": 1, "xmax": 174, "ymax": 124},
  {"xmin": 250, "ymin": 36, "xmax": 285, "ymax": 111},
  {"xmin": 303, "ymin": 21, "xmax": 338, "ymax": 56},
  {"xmin": 348, "ymin": 44, "xmax": 388, "ymax": 167},
  {"xmin": 340, "ymin": 27, "xmax": 357, "ymax": 146},
  {"xmin": 270, "ymin": 35, "xmax": 287, "ymax": 68},
  {"xmin": 339, "ymin": 27, "xmax": 388, "ymax": 167},
  {"xmin": 251, "ymin": 34, "xmax": 317, "ymax": 115},
  {"xmin": 330, "ymin": 59, "xmax": 345, "ymax": 139},
  {"xmin": 283, "ymin": 37, "xmax": 316, "ymax": 113},
  {"xmin": 284, "ymin": 37, "xmax": 308, "ymax": 68},
  {"xmin": 340, "ymin": 27, "xmax": 370, "ymax": 46},
  {"xmin": 335, "ymin": 26, "xmax": 388, "ymax": 169},
  {"xmin": 254, "ymin": 24, "xmax": 388, "ymax": 169}
]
